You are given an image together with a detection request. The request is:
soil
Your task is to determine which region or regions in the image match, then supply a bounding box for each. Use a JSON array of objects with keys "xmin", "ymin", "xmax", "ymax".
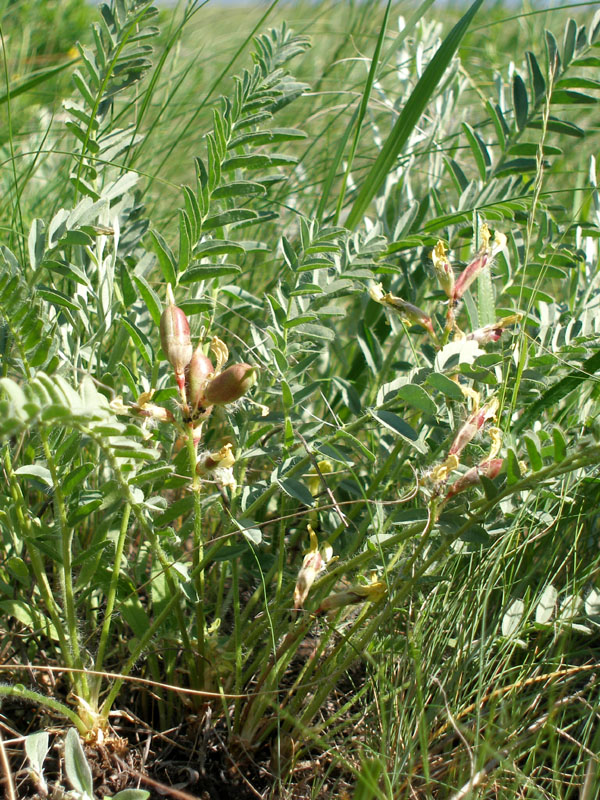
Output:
[{"xmin": 1, "ymin": 657, "xmax": 361, "ymax": 800}]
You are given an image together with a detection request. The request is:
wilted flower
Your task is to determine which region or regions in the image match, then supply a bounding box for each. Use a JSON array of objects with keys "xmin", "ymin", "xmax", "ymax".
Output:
[
  {"xmin": 317, "ymin": 574, "xmax": 386, "ymax": 614},
  {"xmin": 445, "ymin": 458, "xmax": 503, "ymax": 499},
  {"xmin": 449, "ymin": 397, "xmax": 499, "ymax": 457},
  {"xmin": 452, "ymin": 224, "xmax": 507, "ymax": 302},
  {"xmin": 210, "ymin": 336, "xmax": 229, "ymax": 373},
  {"xmin": 431, "ymin": 240, "xmax": 454, "ymax": 298},
  {"xmin": 197, "ymin": 443, "xmax": 237, "ymax": 489},
  {"xmin": 110, "ymin": 391, "xmax": 174, "ymax": 424},
  {"xmin": 466, "ymin": 314, "xmax": 521, "ymax": 344},
  {"xmin": 293, "ymin": 525, "xmax": 333, "ymax": 610},
  {"xmin": 369, "ymin": 282, "xmax": 434, "ymax": 335}
]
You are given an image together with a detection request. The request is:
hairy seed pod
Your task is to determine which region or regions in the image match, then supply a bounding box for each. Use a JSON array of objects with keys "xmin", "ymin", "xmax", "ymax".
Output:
[
  {"xmin": 187, "ymin": 344, "xmax": 214, "ymax": 411},
  {"xmin": 203, "ymin": 363, "xmax": 256, "ymax": 405},
  {"xmin": 160, "ymin": 300, "xmax": 193, "ymax": 376}
]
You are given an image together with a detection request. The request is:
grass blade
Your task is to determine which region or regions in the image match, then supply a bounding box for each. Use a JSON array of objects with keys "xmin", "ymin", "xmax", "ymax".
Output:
[
  {"xmin": 333, "ymin": 0, "xmax": 392, "ymax": 224},
  {"xmin": 345, "ymin": 0, "xmax": 484, "ymax": 229}
]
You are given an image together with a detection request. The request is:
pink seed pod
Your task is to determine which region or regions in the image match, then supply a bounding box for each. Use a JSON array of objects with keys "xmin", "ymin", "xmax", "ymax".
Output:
[
  {"xmin": 187, "ymin": 343, "xmax": 215, "ymax": 411},
  {"xmin": 445, "ymin": 458, "xmax": 503, "ymax": 499},
  {"xmin": 160, "ymin": 299, "xmax": 193, "ymax": 377},
  {"xmin": 203, "ymin": 363, "xmax": 256, "ymax": 405}
]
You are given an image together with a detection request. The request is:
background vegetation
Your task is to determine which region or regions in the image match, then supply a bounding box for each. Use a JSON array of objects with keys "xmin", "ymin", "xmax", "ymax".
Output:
[{"xmin": 1, "ymin": 0, "xmax": 600, "ymax": 798}]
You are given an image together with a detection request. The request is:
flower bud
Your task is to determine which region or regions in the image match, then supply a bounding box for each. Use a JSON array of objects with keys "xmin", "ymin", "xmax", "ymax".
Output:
[
  {"xmin": 187, "ymin": 343, "xmax": 214, "ymax": 412},
  {"xmin": 160, "ymin": 286, "xmax": 193, "ymax": 385},
  {"xmin": 203, "ymin": 363, "xmax": 256, "ymax": 405}
]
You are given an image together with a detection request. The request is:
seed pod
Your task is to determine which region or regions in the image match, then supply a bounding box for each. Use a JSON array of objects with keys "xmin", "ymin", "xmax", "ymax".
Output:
[
  {"xmin": 160, "ymin": 290, "xmax": 192, "ymax": 376},
  {"xmin": 203, "ymin": 363, "xmax": 256, "ymax": 405},
  {"xmin": 187, "ymin": 343, "xmax": 214, "ymax": 411}
]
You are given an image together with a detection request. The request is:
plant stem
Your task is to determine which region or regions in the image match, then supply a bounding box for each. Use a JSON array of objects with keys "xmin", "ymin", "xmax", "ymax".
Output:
[
  {"xmin": 91, "ymin": 501, "xmax": 132, "ymax": 706},
  {"xmin": 186, "ymin": 425, "xmax": 206, "ymax": 687},
  {"xmin": 3, "ymin": 447, "xmax": 75, "ymax": 676},
  {"xmin": 40, "ymin": 434, "xmax": 88, "ymax": 699},
  {"xmin": 82, "ymin": 425, "xmax": 198, "ymax": 688},
  {"xmin": 0, "ymin": 684, "xmax": 88, "ymax": 735}
]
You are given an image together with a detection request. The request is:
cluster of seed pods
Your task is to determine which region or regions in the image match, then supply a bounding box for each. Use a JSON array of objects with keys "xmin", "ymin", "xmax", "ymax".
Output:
[{"xmin": 159, "ymin": 284, "xmax": 256, "ymax": 423}]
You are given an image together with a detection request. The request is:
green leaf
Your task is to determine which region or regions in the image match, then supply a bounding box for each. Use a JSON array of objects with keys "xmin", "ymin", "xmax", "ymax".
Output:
[
  {"xmin": 505, "ymin": 447, "xmax": 521, "ymax": 485},
  {"xmin": 121, "ymin": 318, "xmax": 153, "ymax": 364},
  {"xmin": 563, "ymin": 17, "xmax": 577, "ymax": 66},
  {"xmin": 111, "ymin": 790, "xmax": 151, "ymax": 800},
  {"xmin": 460, "ymin": 524, "xmax": 490, "ymax": 545},
  {"xmin": 62, "ymin": 463, "xmax": 94, "ymax": 495},
  {"xmin": 551, "ymin": 90, "xmax": 598, "ymax": 105},
  {"xmin": 485, "ymin": 102, "xmax": 509, "ymax": 151},
  {"xmin": 64, "ymin": 729, "xmax": 94, "ymax": 799},
  {"xmin": 526, "ymin": 51, "xmax": 546, "ymax": 103},
  {"xmin": 38, "ymin": 287, "xmax": 80, "ymax": 312},
  {"xmin": 211, "ymin": 181, "xmax": 267, "ymax": 200},
  {"xmin": 28, "ymin": 219, "xmax": 46, "ymax": 271},
  {"xmin": 67, "ymin": 492, "xmax": 103, "ymax": 525},
  {"xmin": 25, "ymin": 731, "xmax": 50, "ymax": 776},
  {"xmin": 182, "ymin": 185, "xmax": 201, "ymax": 242},
  {"xmin": 502, "ymin": 598, "xmax": 524, "ymax": 637},
  {"xmin": 14, "ymin": 464, "xmax": 52, "ymax": 487},
  {"xmin": 346, "ymin": 0, "xmax": 484, "ymax": 228},
  {"xmin": 7, "ymin": 556, "xmax": 29, "ymax": 585},
  {"xmin": 527, "ymin": 117, "xmax": 584, "ymax": 137},
  {"xmin": 221, "ymin": 153, "xmax": 298, "ymax": 171},
  {"xmin": 180, "ymin": 264, "xmax": 242, "ymax": 283},
  {"xmin": 194, "ymin": 239, "xmax": 246, "ymax": 257},
  {"xmin": 426, "ymin": 372, "xmax": 464, "ymax": 401},
  {"xmin": 512, "ymin": 73, "xmax": 529, "ymax": 131},
  {"xmin": 462, "ymin": 122, "xmax": 490, "ymax": 181},
  {"xmin": 523, "ymin": 432, "xmax": 543, "ymax": 471},
  {"xmin": 370, "ymin": 409, "xmax": 426, "ymax": 452},
  {"xmin": 149, "ymin": 230, "xmax": 176, "ymax": 286},
  {"xmin": 229, "ymin": 127, "xmax": 307, "ymax": 148},
  {"xmin": 555, "ymin": 76, "xmax": 600, "ymax": 91},
  {"xmin": 0, "ymin": 599, "xmax": 59, "ymax": 640},
  {"xmin": 552, "ymin": 426, "xmax": 567, "ymax": 462},
  {"xmin": 277, "ymin": 478, "xmax": 314, "ymax": 506},
  {"xmin": 178, "ymin": 209, "xmax": 191, "ymax": 273},
  {"xmin": 396, "ymin": 384, "xmax": 437, "ymax": 415},
  {"xmin": 133, "ymin": 275, "xmax": 162, "ymax": 327},
  {"xmin": 203, "ymin": 209, "xmax": 258, "ymax": 230},
  {"xmin": 178, "ymin": 299, "xmax": 213, "ymax": 314}
]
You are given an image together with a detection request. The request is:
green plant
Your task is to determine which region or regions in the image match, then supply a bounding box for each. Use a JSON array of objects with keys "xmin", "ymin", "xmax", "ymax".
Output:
[{"xmin": 1, "ymin": 0, "xmax": 600, "ymax": 797}]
